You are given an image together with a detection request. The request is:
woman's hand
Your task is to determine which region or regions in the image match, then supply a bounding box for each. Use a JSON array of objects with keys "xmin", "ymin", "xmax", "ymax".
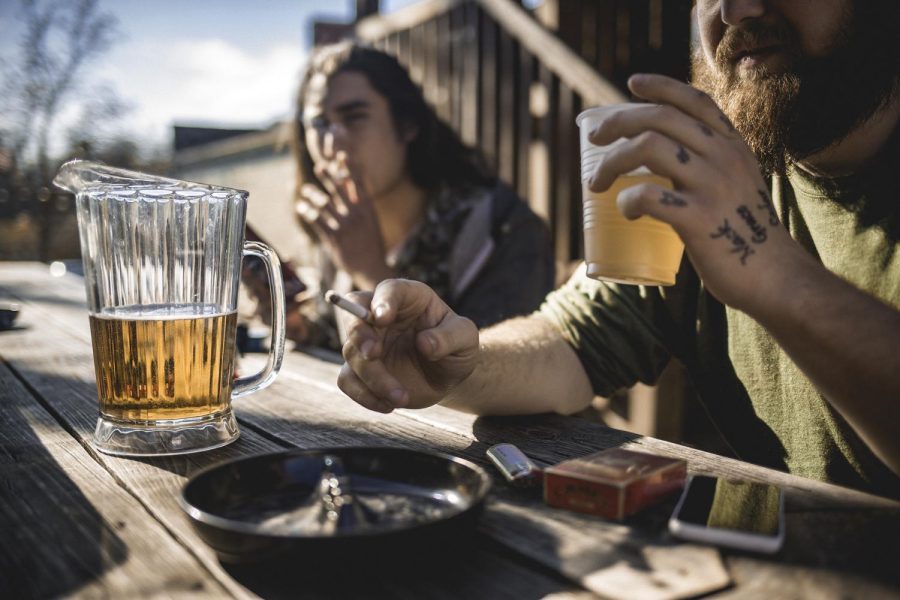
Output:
[
  {"xmin": 296, "ymin": 154, "xmax": 395, "ymax": 290},
  {"xmin": 588, "ymin": 74, "xmax": 813, "ymax": 315}
]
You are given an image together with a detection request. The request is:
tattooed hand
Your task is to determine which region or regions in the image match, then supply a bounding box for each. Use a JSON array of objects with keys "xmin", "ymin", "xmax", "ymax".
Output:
[{"xmin": 587, "ymin": 73, "xmax": 810, "ymax": 313}]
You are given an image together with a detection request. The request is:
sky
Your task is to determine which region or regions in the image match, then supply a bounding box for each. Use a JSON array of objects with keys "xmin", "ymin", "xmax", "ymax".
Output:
[{"xmin": 0, "ymin": 0, "xmax": 425, "ymax": 157}]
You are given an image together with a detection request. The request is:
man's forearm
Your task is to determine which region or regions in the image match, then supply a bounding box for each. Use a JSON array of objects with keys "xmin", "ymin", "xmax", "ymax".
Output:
[
  {"xmin": 756, "ymin": 251, "xmax": 900, "ymax": 476},
  {"xmin": 442, "ymin": 314, "xmax": 595, "ymax": 416}
]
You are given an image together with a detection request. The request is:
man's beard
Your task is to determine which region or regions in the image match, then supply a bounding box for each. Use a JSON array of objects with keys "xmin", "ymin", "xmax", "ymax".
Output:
[{"xmin": 691, "ymin": 3, "xmax": 899, "ymax": 176}]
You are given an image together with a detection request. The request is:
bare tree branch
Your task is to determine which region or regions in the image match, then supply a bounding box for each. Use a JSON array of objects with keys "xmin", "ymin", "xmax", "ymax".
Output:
[{"xmin": 3, "ymin": 0, "xmax": 119, "ymax": 178}]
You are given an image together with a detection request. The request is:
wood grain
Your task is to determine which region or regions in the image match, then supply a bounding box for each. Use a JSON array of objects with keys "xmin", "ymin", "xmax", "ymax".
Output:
[
  {"xmin": 0, "ymin": 361, "xmax": 230, "ymax": 598},
  {"xmin": 2, "ymin": 264, "xmax": 899, "ymax": 598},
  {"xmin": 0, "ymin": 265, "xmax": 586, "ymax": 598}
]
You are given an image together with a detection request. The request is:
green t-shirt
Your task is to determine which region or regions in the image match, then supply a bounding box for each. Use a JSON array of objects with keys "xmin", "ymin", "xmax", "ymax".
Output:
[{"xmin": 540, "ymin": 139, "xmax": 900, "ymax": 498}]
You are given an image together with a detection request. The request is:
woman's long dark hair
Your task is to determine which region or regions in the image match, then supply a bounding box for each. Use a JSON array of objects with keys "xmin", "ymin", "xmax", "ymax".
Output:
[{"xmin": 293, "ymin": 42, "xmax": 495, "ymax": 205}]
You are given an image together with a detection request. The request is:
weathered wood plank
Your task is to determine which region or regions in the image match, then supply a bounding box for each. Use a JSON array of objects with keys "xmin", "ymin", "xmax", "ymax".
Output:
[
  {"xmin": 356, "ymin": 0, "xmax": 459, "ymax": 41},
  {"xmin": 3, "ymin": 268, "xmax": 704, "ymax": 596},
  {"xmin": 448, "ymin": 4, "xmax": 466, "ymax": 135},
  {"xmin": 537, "ymin": 64, "xmax": 562, "ymax": 262},
  {"xmin": 0, "ymin": 268, "xmax": 281, "ymax": 599},
  {"xmin": 0, "ymin": 361, "xmax": 230, "ymax": 598},
  {"xmin": 459, "ymin": 1, "xmax": 480, "ymax": 147},
  {"xmin": 516, "ymin": 45, "xmax": 534, "ymax": 201},
  {"xmin": 436, "ymin": 12, "xmax": 453, "ymax": 123},
  {"xmin": 0, "ymin": 266, "xmax": 587, "ymax": 598},
  {"xmin": 555, "ymin": 82, "xmax": 577, "ymax": 261},
  {"xmin": 597, "ymin": 0, "xmax": 616, "ymax": 80},
  {"xmin": 234, "ymin": 353, "xmax": 900, "ymax": 595},
  {"xmin": 479, "ymin": 12, "xmax": 498, "ymax": 170},
  {"xmin": 4, "ymin": 265, "xmax": 899, "ymax": 597},
  {"xmin": 497, "ymin": 28, "xmax": 516, "ymax": 186},
  {"xmin": 7, "ymin": 265, "xmax": 896, "ymax": 515},
  {"xmin": 476, "ymin": 0, "xmax": 624, "ymax": 105}
]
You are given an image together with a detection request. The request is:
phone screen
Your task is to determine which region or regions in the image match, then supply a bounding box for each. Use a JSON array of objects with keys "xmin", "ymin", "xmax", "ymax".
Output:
[{"xmin": 676, "ymin": 476, "xmax": 782, "ymax": 536}]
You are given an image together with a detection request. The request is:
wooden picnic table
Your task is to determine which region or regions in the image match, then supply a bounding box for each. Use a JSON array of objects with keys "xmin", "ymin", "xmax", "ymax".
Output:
[{"xmin": 2, "ymin": 261, "xmax": 899, "ymax": 599}]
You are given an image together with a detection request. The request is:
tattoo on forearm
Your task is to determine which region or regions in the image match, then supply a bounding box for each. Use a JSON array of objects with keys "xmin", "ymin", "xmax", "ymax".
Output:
[
  {"xmin": 660, "ymin": 191, "xmax": 687, "ymax": 207},
  {"xmin": 676, "ymin": 145, "xmax": 690, "ymax": 164},
  {"xmin": 736, "ymin": 205, "xmax": 767, "ymax": 243},
  {"xmin": 710, "ymin": 219, "xmax": 755, "ymax": 265},
  {"xmin": 719, "ymin": 114, "xmax": 736, "ymax": 133},
  {"xmin": 697, "ymin": 121, "xmax": 714, "ymax": 137},
  {"xmin": 757, "ymin": 189, "xmax": 779, "ymax": 225}
]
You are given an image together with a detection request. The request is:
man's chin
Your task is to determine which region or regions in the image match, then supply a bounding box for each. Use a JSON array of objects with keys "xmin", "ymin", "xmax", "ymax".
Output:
[{"xmin": 692, "ymin": 53, "xmax": 797, "ymax": 175}]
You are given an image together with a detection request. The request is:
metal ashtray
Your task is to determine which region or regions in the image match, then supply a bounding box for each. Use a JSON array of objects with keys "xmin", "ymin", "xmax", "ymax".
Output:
[
  {"xmin": 0, "ymin": 303, "xmax": 20, "ymax": 330},
  {"xmin": 179, "ymin": 447, "xmax": 492, "ymax": 564}
]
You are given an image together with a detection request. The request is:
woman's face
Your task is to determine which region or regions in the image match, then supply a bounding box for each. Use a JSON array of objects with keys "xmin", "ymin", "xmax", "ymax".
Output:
[{"xmin": 303, "ymin": 71, "xmax": 416, "ymax": 201}]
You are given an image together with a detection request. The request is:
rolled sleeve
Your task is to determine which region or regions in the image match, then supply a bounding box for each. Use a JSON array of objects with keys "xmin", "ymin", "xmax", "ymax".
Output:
[{"xmin": 540, "ymin": 265, "xmax": 674, "ymax": 397}]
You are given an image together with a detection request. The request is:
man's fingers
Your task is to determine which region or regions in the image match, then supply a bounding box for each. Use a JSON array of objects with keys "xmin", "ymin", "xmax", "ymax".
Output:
[
  {"xmin": 588, "ymin": 131, "xmax": 712, "ymax": 193},
  {"xmin": 627, "ymin": 73, "xmax": 738, "ymax": 137},
  {"xmin": 415, "ymin": 313, "xmax": 478, "ymax": 361},
  {"xmin": 345, "ymin": 290, "xmax": 375, "ymax": 307},
  {"xmin": 588, "ymin": 103, "xmax": 720, "ymax": 161},
  {"xmin": 615, "ymin": 182, "xmax": 694, "ymax": 229},
  {"xmin": 370, "ymin": 279, "xmax": 448, "ymax": 327},
  {"xmin": 340, "ymin": 341, "xmax": 409, "ymax": 409},
  {"xmin": 337, "ymin": 363, "xmax": 398, "ymax": 413}
]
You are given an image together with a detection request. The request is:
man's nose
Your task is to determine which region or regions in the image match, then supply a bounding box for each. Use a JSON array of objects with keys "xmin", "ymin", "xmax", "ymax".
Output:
[{"xmin": 720, "ymin": 0, "xmax": 765, "ymax": 26}]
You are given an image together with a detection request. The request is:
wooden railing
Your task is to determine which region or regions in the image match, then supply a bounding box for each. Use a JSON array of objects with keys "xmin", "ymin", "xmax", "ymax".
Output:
[
  {"xmin": 543, "ymin": 0, "xmax": 692, "ymax": 93},
  {"xmin": 356, "ymin": 0, "xmax": 690, "ymax": 268},
  {"xmin": 357, "ymin": 0, "xmax": 619, "ymax": 266}
]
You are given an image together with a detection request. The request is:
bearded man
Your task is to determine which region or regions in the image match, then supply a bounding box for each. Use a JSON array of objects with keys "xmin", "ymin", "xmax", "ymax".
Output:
[{"xmin": 335, "ymin": 1, "xmax": 900, "ymax": 497}]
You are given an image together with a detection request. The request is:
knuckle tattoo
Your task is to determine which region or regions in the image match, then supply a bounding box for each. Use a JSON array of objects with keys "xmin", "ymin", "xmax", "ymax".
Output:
[
  {"xmin": 719, "ymin": 114, "xmax": 737, "ymax": 133},
  {"xmin": 660, "ymin": 190, "xmax": 688, "ymax": 207}
]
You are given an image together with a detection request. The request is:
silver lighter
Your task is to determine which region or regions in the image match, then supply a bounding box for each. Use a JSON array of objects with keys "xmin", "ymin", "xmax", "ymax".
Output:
[{"xmin": 486, "ymin": 443, "xmax": 543, "ymax": 487}]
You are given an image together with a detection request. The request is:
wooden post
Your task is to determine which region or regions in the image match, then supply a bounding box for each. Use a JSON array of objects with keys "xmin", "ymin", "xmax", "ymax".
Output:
[{"xmin": 356, "ymin": 0, "xmax": 380, "ymax": 20}]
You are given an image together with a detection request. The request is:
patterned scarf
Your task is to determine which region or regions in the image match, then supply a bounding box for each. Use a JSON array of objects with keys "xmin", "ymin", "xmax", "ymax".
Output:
[{"xmin": 391, "ymin": 186, "xmax": 481, "ymax": 301}]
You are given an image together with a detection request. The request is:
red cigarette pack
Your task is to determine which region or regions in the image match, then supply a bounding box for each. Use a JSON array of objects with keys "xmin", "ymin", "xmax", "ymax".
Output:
[{"xmin": 543, "ymin": 448, "xmax": 686, "ymax": 519}]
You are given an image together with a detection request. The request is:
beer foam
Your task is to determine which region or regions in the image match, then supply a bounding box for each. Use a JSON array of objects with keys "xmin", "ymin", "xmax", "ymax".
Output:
[{"xmin": 95, "ymin": 303, "xmax": 233, "ymax": 320}]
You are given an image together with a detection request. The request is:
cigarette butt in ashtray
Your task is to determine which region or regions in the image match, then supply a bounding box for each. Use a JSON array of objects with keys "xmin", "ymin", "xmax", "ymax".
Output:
[{"xmin": 325, "ymin": 290, "xmax": 374, "ymax": 325}]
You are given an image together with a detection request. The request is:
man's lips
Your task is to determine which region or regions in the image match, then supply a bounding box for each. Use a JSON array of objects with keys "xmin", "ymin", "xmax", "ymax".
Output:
[{"xmin": 734, "ymin": 45, "xmax": 785, "ymax": 65}]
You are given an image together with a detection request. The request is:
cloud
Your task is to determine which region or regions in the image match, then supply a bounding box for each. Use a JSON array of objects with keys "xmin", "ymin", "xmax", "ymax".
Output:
[{"xmin": 100, "ymin": 36, "xmax": 306, "ymax": 148}]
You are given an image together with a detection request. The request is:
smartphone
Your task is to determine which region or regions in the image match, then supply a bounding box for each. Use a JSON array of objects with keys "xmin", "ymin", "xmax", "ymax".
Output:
[{"xmin": 668, "ymin": 475, "xmax": 785, "ymax": 554}]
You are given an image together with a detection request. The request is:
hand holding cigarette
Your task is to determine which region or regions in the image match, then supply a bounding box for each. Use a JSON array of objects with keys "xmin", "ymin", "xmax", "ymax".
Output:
[{"xmin": 332, "ymin": 280, "xmax": 480, "ymax": 413}]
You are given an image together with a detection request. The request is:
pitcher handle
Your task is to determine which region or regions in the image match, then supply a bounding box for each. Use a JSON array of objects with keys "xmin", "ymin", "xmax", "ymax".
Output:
[{"xmin": 233, "ymin": 241, "xmax": 286, "ymax": 398}]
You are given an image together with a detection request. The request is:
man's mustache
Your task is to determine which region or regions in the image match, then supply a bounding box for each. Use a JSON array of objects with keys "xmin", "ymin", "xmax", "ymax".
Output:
[{"xmin": 715, "ymin": 19, "xmax": 799, "ymax": 68}]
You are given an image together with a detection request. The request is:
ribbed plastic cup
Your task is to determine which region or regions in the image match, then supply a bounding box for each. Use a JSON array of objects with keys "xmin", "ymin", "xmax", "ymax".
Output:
[{"xmin": 576, "ymin": 105, "xmax": 684, "ymax": 286}]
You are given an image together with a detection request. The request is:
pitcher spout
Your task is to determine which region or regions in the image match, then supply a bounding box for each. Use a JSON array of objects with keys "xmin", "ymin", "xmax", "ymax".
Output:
[{"xmin": 53, "ymin": 159, "xmax": 190, "ymax": 194}]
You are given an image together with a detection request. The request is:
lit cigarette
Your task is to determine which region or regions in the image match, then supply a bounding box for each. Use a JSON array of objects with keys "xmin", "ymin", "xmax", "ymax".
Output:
[{"xmin": 324, "ymin": 290, "xmax": 374, "ymax": 324}]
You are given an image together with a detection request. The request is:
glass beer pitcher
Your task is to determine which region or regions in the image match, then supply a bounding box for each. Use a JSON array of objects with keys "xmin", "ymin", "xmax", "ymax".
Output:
[{"xmin": 54, "ymin": 160, "xmax": 286, "ymax": 456}]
